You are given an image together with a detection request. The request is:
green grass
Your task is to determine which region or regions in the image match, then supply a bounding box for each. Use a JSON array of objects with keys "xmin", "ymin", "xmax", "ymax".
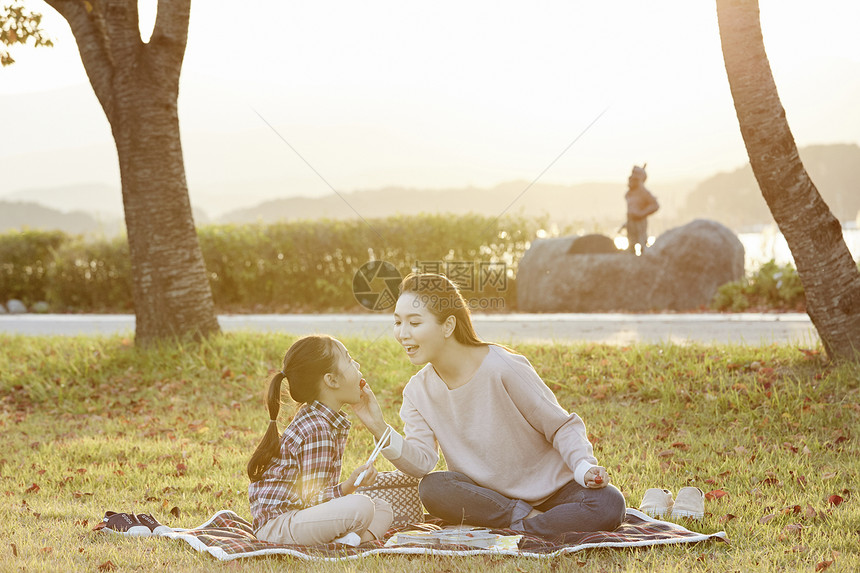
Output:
[{"xmin": 1, "ymin": 333, "xmax": 858, "ymax": 572}]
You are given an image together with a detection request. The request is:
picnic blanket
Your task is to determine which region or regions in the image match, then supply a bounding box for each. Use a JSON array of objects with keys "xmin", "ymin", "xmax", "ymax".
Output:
[{"xmin": 113, "ymin": 508, "xmax": 727, "ymax": 561}]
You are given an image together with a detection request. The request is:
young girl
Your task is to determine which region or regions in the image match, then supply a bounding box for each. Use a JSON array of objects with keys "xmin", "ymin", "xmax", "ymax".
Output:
[
  {"xmin": 353, "ymin": 273, "xmax": 627, "ymax": 537},
  {"xmin": 248, "ymin": 335, "xmax": 393, "ymax": 546}
]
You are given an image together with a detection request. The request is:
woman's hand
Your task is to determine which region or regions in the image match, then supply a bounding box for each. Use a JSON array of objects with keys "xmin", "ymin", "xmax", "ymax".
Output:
[
  {"xmin": 351, "ymin": 381, "xmax": 389, "ymax": 439},
  {"xmin": 341, "ymin": 462, "xmax": 378, "ymax": 494},
  {"xmin": 584, "ymin": 466, "xmax": 609, "ymax": 488}
]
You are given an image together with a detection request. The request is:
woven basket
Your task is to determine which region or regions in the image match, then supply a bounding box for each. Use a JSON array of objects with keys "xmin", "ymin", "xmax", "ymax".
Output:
[{"xmin": 356, "ymin": 470, "xmax": 423, "ymax": 527}]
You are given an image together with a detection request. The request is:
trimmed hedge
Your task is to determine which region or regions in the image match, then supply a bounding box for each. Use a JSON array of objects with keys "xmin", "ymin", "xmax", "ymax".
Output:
[
  {"xmin": 0, "ymin": 230, "xmax": 66, "ymax": 308},
  {"xmin": 0, "ymin": 214, "xmax": 554, "ymax": 313}
]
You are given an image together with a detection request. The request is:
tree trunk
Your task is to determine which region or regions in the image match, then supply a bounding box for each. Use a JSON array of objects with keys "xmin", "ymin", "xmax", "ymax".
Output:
[
  {"xmin": 46, "ymin": 0, "xmax": 219, "ymax": 344},
  {"xmin": 716, "ymin": 0, "xmax": 860, "ymax": 361}
]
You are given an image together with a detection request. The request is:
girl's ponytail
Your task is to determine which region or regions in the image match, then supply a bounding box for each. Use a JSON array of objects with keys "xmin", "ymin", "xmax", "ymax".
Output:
[{"xmin": 247, "ymin": 371, "xmax": 286, "ymax": 482}]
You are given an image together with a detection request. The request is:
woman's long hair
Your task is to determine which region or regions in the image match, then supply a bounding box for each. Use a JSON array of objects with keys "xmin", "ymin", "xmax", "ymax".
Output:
[{"xmin": 247, "ymin": 335, "xmax": 339, "ymax": 482}]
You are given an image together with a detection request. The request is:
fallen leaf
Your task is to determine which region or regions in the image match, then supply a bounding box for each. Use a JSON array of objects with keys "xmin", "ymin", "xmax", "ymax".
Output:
[
  {"xmin": 815, "ymin": 560, "xmax": 833, "ymax": 571},
  {"xmin": 25, "ymin": 483, "xmax": 40, "ymax": 494},
  {"xmin": 98, "ymin": 561, "xmax": 117, "ymax": 572},
  {"xmin": 781, "ymin": 505, "xmax": 801, "ymax": 515},
  {"xmin": 705, "ymin": 489, "xmax": 728, "ymax": 501},
  {"xmin": 805, "ymin": 504, "xmax": 817, "ymax": 518},
  {"xmin": 10, "ymin": 543, "xmax": 17, "ymax": 557},
  {"xmin": 759, "ymin": 513, "xmax": 776, "ymax": 524},
  {"xmin": 828, "ymin": 495, "xmax": 844, "ymax": 506},
  {"xmin": 719, "ymin": 514, "xmax": 736, "ymax": 523},
  {"xmin": 170, "ymin": 506, "xmax": 181, "ymax": 519},
  {"xmin": 657, "ymin": 450, "xmax": 674, "ymax": 458}
]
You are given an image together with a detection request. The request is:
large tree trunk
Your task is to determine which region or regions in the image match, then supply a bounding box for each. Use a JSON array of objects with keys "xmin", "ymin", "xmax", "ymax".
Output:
[
  {"xmin": 716, "ymin": 0, "xmax": 860, "ymax": 361},
  {"xmin": 46, "ymin": 0, "xmax": 219, "ymax": 344}
]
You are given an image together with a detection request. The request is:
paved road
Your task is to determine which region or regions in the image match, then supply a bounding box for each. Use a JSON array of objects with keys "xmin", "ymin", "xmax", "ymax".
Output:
[{"xmin": 0, "ymin": 313, "xmax": 819, "ymax": 346}]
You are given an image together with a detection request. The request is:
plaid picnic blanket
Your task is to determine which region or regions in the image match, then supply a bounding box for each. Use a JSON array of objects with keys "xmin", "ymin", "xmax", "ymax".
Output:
[{"xmin": 149, "ymin": 508, "xmax": 727, "ymax": 561}]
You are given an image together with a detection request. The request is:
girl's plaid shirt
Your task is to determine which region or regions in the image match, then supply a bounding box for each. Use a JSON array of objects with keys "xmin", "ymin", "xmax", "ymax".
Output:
[{"xmin": 248, "ymin": 401, "xmax": 351, "ymax": 531}]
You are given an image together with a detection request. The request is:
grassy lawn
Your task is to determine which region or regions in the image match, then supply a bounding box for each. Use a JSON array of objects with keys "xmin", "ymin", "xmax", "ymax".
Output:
[{"xmin": 1, "ymin": 332, "xmax": 857, "ymax": 572}]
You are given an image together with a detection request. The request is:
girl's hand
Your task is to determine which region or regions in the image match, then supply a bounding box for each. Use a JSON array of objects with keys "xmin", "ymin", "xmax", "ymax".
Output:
[
  {"xmin": 342, "ymin": 463, "xmax": 378, "ymax": 494},
  {"xmin": 584, "ymin": 466, "xmax": 609, "ymax": 489},
  {"xmin": 351, "ymin": 381, "xmax": 388, "ymax": 439}
]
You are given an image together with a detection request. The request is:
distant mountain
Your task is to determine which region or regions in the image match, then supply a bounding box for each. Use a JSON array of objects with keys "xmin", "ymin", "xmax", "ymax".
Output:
[
  {"xmin": 0, "ymin": 190, "xmax": 211, "ymax": 236},
  {"xmin": 217, "ymin": 180, "xmax": 692, "ymax": 230},
  {"xmin": 678, "ymin": 143, "xmax": 860, "ymax": 230},
  {"xmin": 3, "ymin": 144, "xmax": 856, "ymax": 236},
  {"xmin": 3, "ymin": 183, "xmax": 124, "ymax": 219},
  {"xmin": 0, "ymin": 200, "xmax": 122, "ymax": 236}
]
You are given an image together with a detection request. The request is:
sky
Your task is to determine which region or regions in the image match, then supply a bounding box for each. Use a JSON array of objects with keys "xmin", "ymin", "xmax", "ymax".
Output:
[{"xmin": 2, "ymin": 0, "xmax": 859, "ymax": 217}]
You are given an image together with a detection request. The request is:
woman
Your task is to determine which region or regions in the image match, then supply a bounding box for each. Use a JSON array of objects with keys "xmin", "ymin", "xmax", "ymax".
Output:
[{"xmin": 354, "ymin": 273, "xmax": 626, "ymax": 537}]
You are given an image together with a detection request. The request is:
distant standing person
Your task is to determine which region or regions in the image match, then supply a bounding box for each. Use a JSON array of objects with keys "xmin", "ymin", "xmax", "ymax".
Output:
[{"xmin": 623, "ymin": 165, "xmax": 659, "ymax": 255}]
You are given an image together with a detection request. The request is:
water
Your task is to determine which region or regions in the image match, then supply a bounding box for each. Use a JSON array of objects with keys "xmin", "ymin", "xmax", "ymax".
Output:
[
  {"xmin": 614, "ymin": 226, "xmax": 860, "ymax": 271},
  {"xmin": 738, "ymin": 226, "xmax": 860, "ymax": 270}
]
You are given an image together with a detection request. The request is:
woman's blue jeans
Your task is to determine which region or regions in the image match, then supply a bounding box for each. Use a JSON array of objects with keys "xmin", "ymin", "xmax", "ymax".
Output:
[{"xmin": 418, "ymin": 471, "xmax": 626, "ymax": 537}]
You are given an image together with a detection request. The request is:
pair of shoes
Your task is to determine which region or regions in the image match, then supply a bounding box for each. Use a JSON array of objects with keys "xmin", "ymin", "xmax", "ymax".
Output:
[
  {"xmin": 97, "ymin": 512, "xmax": 171, "ymax": 536},
  {"xmin": 638, "ymin": 487, "xmax": 705, "ymax": 519}
]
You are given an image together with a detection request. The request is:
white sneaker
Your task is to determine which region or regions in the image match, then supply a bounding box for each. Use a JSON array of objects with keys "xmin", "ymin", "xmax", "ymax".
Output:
[
  {"xmin": 638, "ymin": 488, "xmax": 674, "ymax": 517},
  {"xmin": 333, "ymin": 532, "xmax": 362, "ymax": 546},
  {"xmin": 671, "ymin": 487, "xmax": 705, "ymax": 519}
]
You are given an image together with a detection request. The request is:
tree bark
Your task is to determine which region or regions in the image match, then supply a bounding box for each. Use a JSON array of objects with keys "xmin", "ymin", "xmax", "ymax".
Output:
[
  {"xmin": 45, "ymin": 0, "xmax": 219, "ymax": 344},
  {"xmin": 716, "ymin": 0, "xmax": 860, "ymax": 361}
]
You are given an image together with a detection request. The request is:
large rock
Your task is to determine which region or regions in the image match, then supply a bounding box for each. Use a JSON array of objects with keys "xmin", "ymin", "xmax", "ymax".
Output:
[
  {"xmin": 517, "ymin": 219, "xmax": 745, "ymax": 312},
  {"xmin": 6, "ymin": 299, "xmax": 27, "ymax": 314}
]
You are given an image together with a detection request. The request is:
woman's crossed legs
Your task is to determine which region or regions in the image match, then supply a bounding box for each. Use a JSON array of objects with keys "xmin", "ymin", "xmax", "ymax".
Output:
[{"xmin": 418, "ymin": 471, "xmax": 626, "ymax": 538}]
